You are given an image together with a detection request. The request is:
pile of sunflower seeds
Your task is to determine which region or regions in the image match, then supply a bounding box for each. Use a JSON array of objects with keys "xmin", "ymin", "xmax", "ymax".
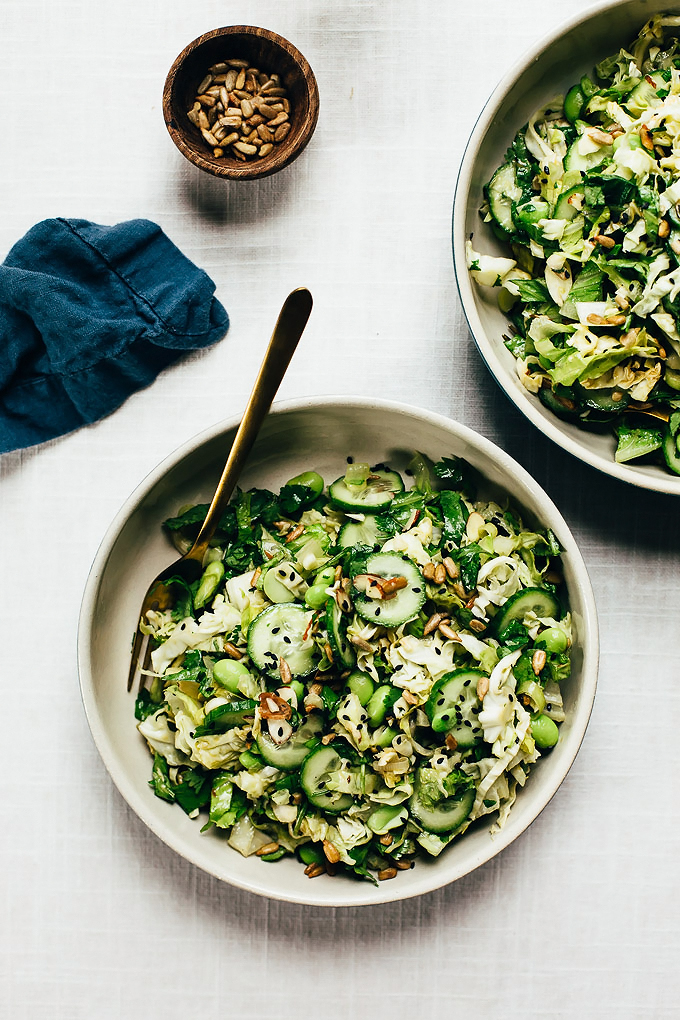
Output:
[{"xmin": 186, "ymin": 58, "xmax": 291, "ymax": 161}]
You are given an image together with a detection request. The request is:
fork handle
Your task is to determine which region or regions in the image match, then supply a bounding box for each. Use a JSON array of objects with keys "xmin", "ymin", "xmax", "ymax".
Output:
[{"xmin": 189, "ymin": 287, "xmax": 313, "ymax": 558}]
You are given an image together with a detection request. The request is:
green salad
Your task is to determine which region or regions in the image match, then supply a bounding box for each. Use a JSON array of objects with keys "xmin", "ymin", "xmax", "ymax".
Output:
[
  {"xmin": 135, "ymin": 454, "xmax": 571, "ymax": 884},
  {"xmin": 467, "ymin": 14, "xmax": 680, "ymax": 475}
]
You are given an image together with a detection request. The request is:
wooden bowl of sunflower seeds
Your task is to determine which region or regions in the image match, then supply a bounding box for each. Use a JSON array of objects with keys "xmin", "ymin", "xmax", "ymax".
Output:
[{"xmin": 163, "ymin": 25, "xmax": 319, "ymax": 181}]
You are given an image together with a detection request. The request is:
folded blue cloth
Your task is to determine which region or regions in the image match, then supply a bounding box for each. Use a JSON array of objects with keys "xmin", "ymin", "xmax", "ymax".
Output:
[{"xmin": 0, "ymin": 217, "xmax": 229, "ymax": 453}]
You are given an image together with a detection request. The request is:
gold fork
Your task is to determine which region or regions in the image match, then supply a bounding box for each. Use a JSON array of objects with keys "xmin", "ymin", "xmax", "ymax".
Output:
[{"xmin": 127, "ymin": 287, "xmax": 313, "ymax": 691}]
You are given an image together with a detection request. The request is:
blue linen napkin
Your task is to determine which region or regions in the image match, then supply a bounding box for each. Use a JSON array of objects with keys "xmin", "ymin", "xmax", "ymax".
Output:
[{"xmin": 0, "ymin": 217, "xmax": 229, "ymax": 453}]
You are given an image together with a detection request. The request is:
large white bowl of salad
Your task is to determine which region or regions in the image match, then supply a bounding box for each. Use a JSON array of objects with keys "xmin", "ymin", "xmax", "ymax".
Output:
[
  {"xmin": 454, "ymin": 1, "xmax": 680, "ymax": 493},
  {"xmin": 78, "ymin": 397, "xmax": 598, "ymax": 906}
]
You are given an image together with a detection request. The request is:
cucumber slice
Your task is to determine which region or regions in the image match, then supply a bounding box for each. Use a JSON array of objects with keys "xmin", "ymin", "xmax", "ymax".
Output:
[
  {"xmin": 573, "ymin": 383, "xmax": 630, "ymax": 414},
  {"xmin": 337, "ymin": 515, "xmax": 386, "ymax": 549},
  {"xmin": 409, "ymin": 776, "xmax": 475, "ymax": 834},
  {"xmin": 300, "ymin": 746, "xmax": 353, "ymax": 813},
  {"xmin": 626, "ymin": 70, "xmax": 668, "ymax": 117},
  {"xmin": 352, "ymin": 551, "xmax": 425, "ymax": 627},
  {"xmin": 247, "ymin": 604, "xmax": 317, "ymax": 678},
  {"xmin": 425, "ymin": 669, "xmax": 485, "ymax": 748},
  {"xmin": 662, "ymin": 429, "xmax": 680, "ymax": 475},
  {"xmin": 486, "ymin": 162, "xmax": 522, "ymax": 234},
  {"xmin": 538, "ymin": 385, "xmax": 579, "ymax": 423},
  {"xmin": 564, "ymin": 84, "xmax": 585, "ymax": 124},
  {"xmin": 554, "ymin": 184, "xmax": 585, "ymax": 221},
  {"xmin": 256, "ymin": 715, "xmax": 323, "ymax": 769},
  {"xmin": 492, "ymin": 587, "xmax": 561, "ymax": 639},
  {"xmin": 512, "ymin": 199, "xmax": 550, "ymax": 242},
  {"xmin": 563, "ymin": 138, "xmax": 611, "ymax": 173},
  {"xmin": 328, "ymin": 468, "xmax": 404, "ymax": 512},
  {"xmin": 325, "ymin": 597, "xmax": 356, "ymax": 669}
]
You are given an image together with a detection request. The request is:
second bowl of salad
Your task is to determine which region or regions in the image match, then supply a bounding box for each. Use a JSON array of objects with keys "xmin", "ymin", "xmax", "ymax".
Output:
[
  {"xmin": 454, "ymin": 0, "xmax": 680, "ymax": 494},
  {"xmin": 78, "ymin": 397, "xmax": 598, "ymax": 907}
]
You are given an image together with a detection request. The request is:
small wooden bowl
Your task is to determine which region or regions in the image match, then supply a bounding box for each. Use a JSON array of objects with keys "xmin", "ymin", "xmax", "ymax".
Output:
[{"xmin": 163, "ymin": 26, "xmax": 319, "ymax": 181}]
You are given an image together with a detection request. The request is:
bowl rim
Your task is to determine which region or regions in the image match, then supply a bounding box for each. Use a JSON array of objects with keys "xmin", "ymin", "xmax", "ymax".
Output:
[
  {"xmin": 162, "ymin": 23, "xmax": 320, "ymax": 181},
  {"xmin": 452, "ymin": 0, "xmax": 680, "ymax": 496},
  {"xmin": 77, "ymin": 395, "xmax": 599, "ymax": 906}
]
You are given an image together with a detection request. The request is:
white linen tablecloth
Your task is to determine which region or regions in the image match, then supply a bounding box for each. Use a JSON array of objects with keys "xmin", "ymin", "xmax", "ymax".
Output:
[{"xmin": 1, "ymin": 1, "xmax": 678, "ymax": 1017}]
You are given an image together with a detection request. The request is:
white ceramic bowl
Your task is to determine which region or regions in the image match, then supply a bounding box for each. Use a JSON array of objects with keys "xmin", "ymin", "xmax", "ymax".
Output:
[
  {"xmin": 453, "ymin": 0, "xmax": 680, "ymax": 495},
  {"xmin": 78, "ymin": 397, "xmax": 599, "ymax": 907}
]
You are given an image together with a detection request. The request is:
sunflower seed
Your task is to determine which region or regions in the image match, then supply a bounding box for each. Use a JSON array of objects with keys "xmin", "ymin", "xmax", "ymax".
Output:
[
  {"xmin": 189, "ymin": 59, "xmax": 292, "ymax": 161},
  {"xmin": 255, "ymin": 842, "xmax": 280, "ymax": 857},
  {"xmin": 304, "ymin": 863, "xmax": 326, "ymax": 878},
  {"xmin": 323, "ymin": 840, "xmax": 341, "ymax": 864}
]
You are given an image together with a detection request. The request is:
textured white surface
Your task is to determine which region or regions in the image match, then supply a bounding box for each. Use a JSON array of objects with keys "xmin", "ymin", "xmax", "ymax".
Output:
[{"xmin": 1, "ymin": 0, "xmax": 678, "ymax": 1017}]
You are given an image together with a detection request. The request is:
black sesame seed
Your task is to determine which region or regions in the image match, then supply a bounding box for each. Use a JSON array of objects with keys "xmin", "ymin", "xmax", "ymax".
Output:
[
  {"xmin": 413, "ymin": 587, "xmax": 421, "ymax": 593},
  {"xmin": 375, "ymin": 608, "xmax": 381, "ymax": 617},
  {"xmin": 464, "ymin": 680, "xmax": 471, "ymax": 687},
  {"xmin": 289, "ymin": 572, "xmax": 296, "ymax": 581},
  {"xmin": 435, "ymin": 647, "xmax": 441, "ymax": 655},
  {"xmin": 459, "ymin": 694, "xmax": 465, "ymax": 702},
  {"xmin": 347, "ymin": 456, "xmax": 354, "ymax": 464},
  {"xmin": 464, "ymin": 720, "xmax": 472, "ymax": 727},
  {"xmin": 441, "ymin": 714, "xmax": 450, "ymax": 722},
  {"xmin": 341, "ymin": 714, "xmax": 350, "ymax": 721},
  {"xmin": 437, "ymin": 697, "xmax": 445, "ymax": 707},
  {"xmin": 272, "ymin": 627, "xmax": 280, "ymax": 634},
  {"xmin": 283, "ymin": 635, "xmax": 291, "ymax": 644}
]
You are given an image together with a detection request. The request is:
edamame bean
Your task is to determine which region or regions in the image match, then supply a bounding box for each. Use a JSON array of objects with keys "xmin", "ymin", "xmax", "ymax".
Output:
[
  {"xmin": 314, "ymin": 565, "xmax": 336, "ymax": 587},
  {"xmin": 531, "ymin": 714, "xmax": 559, "ymax": 749},
  {"xmin": 298, "ymin": 843, "xmax": 324, "ymax": 865},
  {"xmin": 346, "ymin": 670, "xmax": 375, "ymax": 706},
  {"xmin": 286, "ymin": 470, "xmax": 324, "ymax": 497},
  {"xmin": 213, "ymin": 657, "xmax": 252, "ymax": 693},
  {"xmin": 305, "ymin": 583, "xmax": 330, "ymax": 609},
  {"xmin": 536, "ymin": 627, "xmax": 568, "ymax": 653},
  {"xmin": 194, "ymin": 559, "xmax": 225, "ymax": 609},
  {"xmin": 366, "ymin": 685, "xmax": 399, "ymax": 727}
]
